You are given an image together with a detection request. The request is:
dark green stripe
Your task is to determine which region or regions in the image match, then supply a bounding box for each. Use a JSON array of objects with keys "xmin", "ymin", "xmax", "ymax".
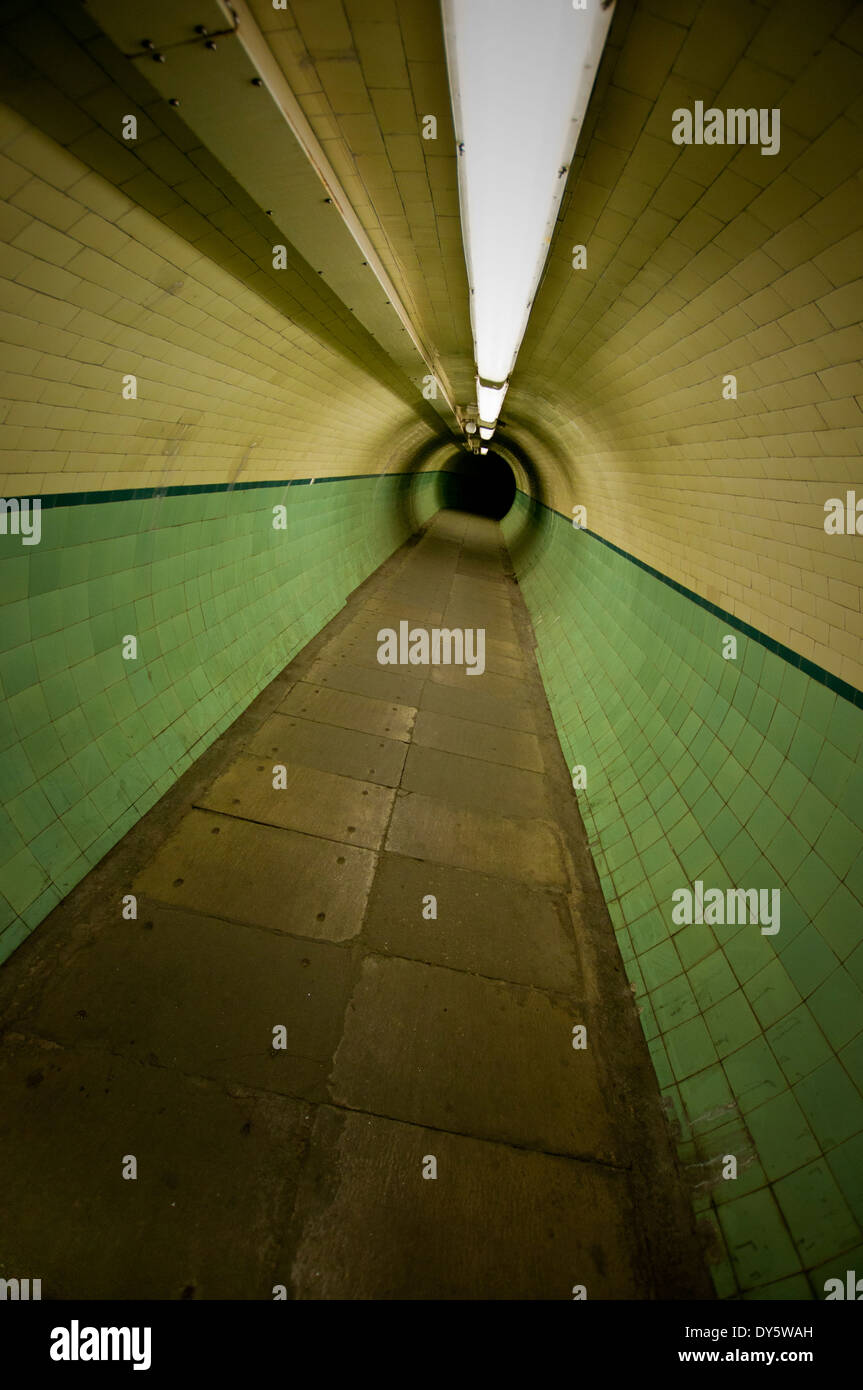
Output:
[{"xmin": 6, "ymin": 472, "xmax": 413, "ymax": 510}]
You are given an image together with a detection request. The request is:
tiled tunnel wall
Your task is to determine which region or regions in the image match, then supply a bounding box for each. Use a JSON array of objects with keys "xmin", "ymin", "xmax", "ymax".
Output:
[
  {"xmin": 244, "ymin": 0, "xmax": 477, "ymax": 406},
  {"xmin": 0, "ymin": 470, "xmax": 439, "ymax": 965},
  {"xmin": 507, "ymin": 0, "xmax": 863, "ymax": 694},
  {"xmin": 0, "ymin": 48, "xmax": 440, "ymax": 497},
  {"xmin": 505, "ymin": 493, "xmax": 863, "ymax": 1299}
]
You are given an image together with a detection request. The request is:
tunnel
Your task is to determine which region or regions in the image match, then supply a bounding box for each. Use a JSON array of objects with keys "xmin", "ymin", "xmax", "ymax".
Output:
[
  {"xmin": 0, "ymin": 0, "xmax": 861, "ymax": 1320},
  {"xmin": 438, "ymin": 450, "xmax": 517, "ymax": 518}
]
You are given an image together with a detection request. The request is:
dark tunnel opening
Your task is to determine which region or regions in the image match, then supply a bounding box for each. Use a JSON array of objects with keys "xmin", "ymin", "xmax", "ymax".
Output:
[
  {"xmin": 439, "ymin": 449, "xmax": 517, "ymax": 520},
  {"xmin": 391, "ymin": 430, "xmax": 551, "ymax": 580}
]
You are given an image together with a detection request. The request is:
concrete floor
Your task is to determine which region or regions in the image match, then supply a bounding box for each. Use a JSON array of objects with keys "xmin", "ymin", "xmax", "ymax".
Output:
[{"xmin": 0, "ymin": 511, "xmax": 711, "ymax": 1300}]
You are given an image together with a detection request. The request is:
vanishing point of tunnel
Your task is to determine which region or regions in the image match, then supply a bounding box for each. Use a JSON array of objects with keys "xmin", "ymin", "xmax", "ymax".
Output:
[{"xmin": 0, "ymin": 0, "xmax": 861, "ymax": 1316}]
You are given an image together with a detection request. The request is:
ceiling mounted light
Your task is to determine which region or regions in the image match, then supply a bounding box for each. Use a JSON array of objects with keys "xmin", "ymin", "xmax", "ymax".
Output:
[
  {"xmin": 443, "ymin": 0, "xmax": 614, "ymax": 396},
  {"xmin": 476, "ymin": 379, "xmax": 507, "ymax": 424},
  {"xmin": 479, "ymin": 425, "xmax": 494, "ymax": 440},
  {"xmin": 479, "ymin": 446, "xmax": 489, "ymax": 454}
]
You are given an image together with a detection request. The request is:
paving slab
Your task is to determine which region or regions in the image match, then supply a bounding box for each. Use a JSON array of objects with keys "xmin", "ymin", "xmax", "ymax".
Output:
[
  {"xmin": 413, "ymin": 707, "xmax": 544, "ymax": 772},
  {"xmin": 318, "ymin": 631, "xmax": 406, "ymax": 674},
  {"xmin": 450, "ymin": 568, "xmax": 510, "ymax": 589},
  {"xmin": 401, "ymin": 744, "xmax": 548, "ymax": 819},
  {"xmin": 21, "ymin": 903, "xmax": 353, "ymax": 1101},
  {"xmin": 330, "ymin": 955, "xmax": 618, "ymax": 1161},
  {"xmin": 467, "ymin": 652, "xmax": 527, "ymax": 680},
  {"xmin": 419, "ymin": 677, "xmax": 538, "ymax": 733},
  {"xmin": 246, "ymin": 713, "xmax": 408, "ymax": 787},
  {"xmin": 374, "ymin": 589, "xmax": 452, "ymax": 611},
  {"xmin": 0, "ymin": 1036, "xmax": 310, "ymax": 1299},
  {"xmin": 196, "ymin": 754, "xmax": 394, "ymax": 850},
  {"xmin": 456, "ymin": 559, "xmax": 513, "ymax": 580},
  {"xmin": 135, "ymin": 809, "xmax": 374, "ymax": 940},
  {"xmin": 386, "ymin": 790, "xmax": 567, "ymax": 887},
  {"xmin": 278, "ymin": 681, "xmax": 416, "ymax": 741},
  {"xmin": 287, "ymin": 1107, "xmax": 644, "ymax": 1299},
  {"xmin": 323, "ymin": 629, "xmax": 524, "ymax": 679},
  {"xmin": 362, "ymin": 597, "xmax": 447, "ymax": 623},
  {"xmin": 429, "ymin": 663, "xmax": 530, "ymax": 702},
  {"xmin": 302, "ymin": 657, "xmax": 426, "ymax": 707},
  {"xmin": 443, "ymin": 594, "xmax": 515, "ymax": 621},
  {"xmin": 450, "ymin": 572, "xmax": 510, "ymax": 594},
  {"xmin": 362, "ymin": 852, "xmax": 581, "ymax": 991},
  {"xmin": 444, "ymin": 610, "xmax": 519, "ymax": 644}
]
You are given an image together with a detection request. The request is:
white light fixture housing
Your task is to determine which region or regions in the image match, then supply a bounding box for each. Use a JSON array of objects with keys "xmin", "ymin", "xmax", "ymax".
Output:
[
  {"xmin": 479, "ymin": 446, "xmax": 488, "ymax": 454},
  {"xmin": 443, "ymin": 0, "xmax": 614, "ymax": 413},
  {"xmin": 476, "ymin": 379, "xmax": 508, "ymax": 425},
  {"xmin": 479, "ymin": 425, "xmax": 494, "ymax": 441}
]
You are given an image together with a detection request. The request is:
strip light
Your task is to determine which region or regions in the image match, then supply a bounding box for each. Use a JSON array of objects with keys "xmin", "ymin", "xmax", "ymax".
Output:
[
  {"xmin": 477, "ymin": 379, "xmax": 508, "ymax": 425},
  {"xmin": 443, "ymin": 0, "xmax": 614, "ymax": 422}
]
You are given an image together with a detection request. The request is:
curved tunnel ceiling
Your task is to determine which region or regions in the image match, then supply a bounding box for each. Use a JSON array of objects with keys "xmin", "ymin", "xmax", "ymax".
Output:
[{"xmin": 2, "ymin": 0, "xmax": 862, "ymax": 691}]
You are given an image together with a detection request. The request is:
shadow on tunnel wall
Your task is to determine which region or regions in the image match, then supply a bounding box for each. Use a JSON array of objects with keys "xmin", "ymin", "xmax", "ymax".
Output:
[{"xmin": 0, "ymin": 0, "xmax": 439, "ymax": 428}]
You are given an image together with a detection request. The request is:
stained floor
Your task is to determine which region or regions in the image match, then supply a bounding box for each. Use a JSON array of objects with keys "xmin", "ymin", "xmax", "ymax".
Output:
[{"xmin": 0, "ymin": 510, "xmax": 711, "ymax": 1300}]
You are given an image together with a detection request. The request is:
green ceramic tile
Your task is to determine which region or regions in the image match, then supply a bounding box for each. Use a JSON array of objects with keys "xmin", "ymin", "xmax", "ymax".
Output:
[
  {"xmin": 808, "ymin": 969, "xmax": 863, "ymax": 1051},
  {"xmin": 764, "ymin": 819, "xmax": 810, "ymax": 881},
  {"xmin": 788, "ymin": 722, "xmax": 823, "ymax": 779},
  {"xmin": 825, "ymin": 1130, "xmax": 863, "ymax": 1226},
  {"xmin": 653, "ymin": 974, "xmax": 700, "ymax": 1032},
  {"xmin": 846, "ymin": 847, "xmax": 863, "ymax": 903},
  {"xmin": 717, "ymin": 1188, "xmax": 802, "ymax": 1290},
  {"xmin": 740, "ymin": 1272, "xmax": 812, "ymax": 1299},
  {"xmin": 800, "ymin": 681, "xmax": 837, "ymax": 735},
  {"xmin": 825, "ymin": 696, "xmax": 863, "ymax": 761},
  {"xmin": 795, "ymin": 1059, "xmax": 863, "ymax": 1149},
  {"xmin": 744, "ymin": 957, "xmax": 801, "ymax": 1028},
  {"xmin": 745, "ymin": 1090, "xmax": 821, "ymax": 1181},
  {"xmin": 780, "ymin": 926, "xmax": 839, "ymax": 997},
  {"xmin": 705, "ymin": 991, "xmax": 762, "ymax": 1054},
  {"xmin": 710, "ymin": 1149, "xmax": 768, "ymax": 1204},
  {"xmin": 650, "ymin": 1039, "xmax": 675, "ymax": 1089},
  {"xmin": 765, "ymin": 701, "xmax": 797, "ymax": 756},
  {"xmin": 750, "ymin": 687, "xmax": 777, "ymax": 737},
  {"xmin": 679, "ymin": 1062, "xmax": 734, "ymax": 1130},
  {"xmin": 774, "ymin": 1160, "xmax": 860, "ymax": 1269},
  {"xmin": 815, "ymin": 809, "xmax": 861, "ymax": 880},
  {"xmin": 639, "ymin": 937, "xmax": 684, "ymax": 990},
  {"xmin": 674, "ymin": 922, "xmax": 717, "ymax": 969},
  {"xmin": 810, "ymin": 740, "xmax": 853, "ymax": 803},
  {"xmin": 721, "ymin": 828, "xmax": 760, "ymax": 879},
  {"xmin": 778, "ymin": 667, "xmax": 806, "ymax": 722},
  {"xmin": 724, "ymin": 1034, "xmax": 787, "ymax": 1112},
  {"xmin": 766, "ymin": 1005, "xmax": 834, "ymax": 1086},
  {"xmin": 847, "ymin": 942, "xmax": 863, "ymax": 995},
  {"xmin": 689, "ymin": 950, "xmax": 740, "ymax": 1010},
  {"xmin": 665, "ymin": 1015, "xmax": 718, "ymax": 1080},
  {"xmin": 811, "ymin": 1242, "xmax": 863, "ymax": 1298}
]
